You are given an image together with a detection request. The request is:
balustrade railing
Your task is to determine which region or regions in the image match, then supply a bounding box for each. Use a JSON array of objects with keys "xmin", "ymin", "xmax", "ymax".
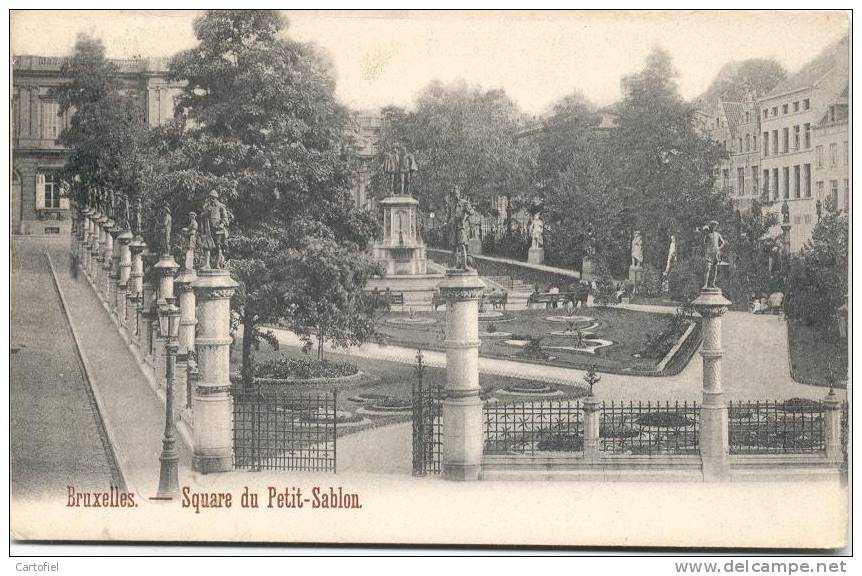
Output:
[{"xmin": 728, "ymin": 399, "xmax": 826, "ymax": 455}]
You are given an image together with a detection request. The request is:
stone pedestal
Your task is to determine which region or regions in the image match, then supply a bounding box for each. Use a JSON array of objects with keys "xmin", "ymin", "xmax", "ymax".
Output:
[
  {"xmin": 371, "ymin": 195, "xmax": 429, "ymax": 275},
  {"xmin": 176, "ymin": 268, "xmax": 198, "ymax": 356},
  {"xmin": 692, "ymin": 287, "xmax": 732, "ymax": 482},
  {"xmin": 438, "ymin": 269, "xmax": 485, "ymax": 480},
  {"xmin": 81, "ymin": 211, "xmax": 92, "ymax": 272},
  {"xmin": 581, "ymin": 256, "xmax": 594, "ymax": 280},
  {"xmin": 102, "ymin": 221, "xmax": 115, "ymax": 301},
  {"xmin": 628, "ymin": 265, "xmax": 643, "ymax": 292},
  {"xmin": 109, "ymin": 228, "xmax": 122, "ymax": 317},
  {"xmin": 527, "ymin": 246, "xmax": 545, "ymax": 265},
  {"xmin": 141, "ymin": 252, "xmax": 159, "ymax": 364},
  {"xmin": 582, "ymin": 396, "xmax": 600, "ymax": 460},
  {"xmin": 192, "ymin": 269, "xmax": 239, "ymax": 473}
]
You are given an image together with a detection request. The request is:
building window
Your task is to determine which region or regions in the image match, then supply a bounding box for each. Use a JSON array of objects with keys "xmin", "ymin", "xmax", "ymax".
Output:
[
  {"xmin": 782, "ymin": 128, "xmax": 789, "ymax": 153},
  {"xmin": 745, "ymin": 134, "xmax": 750, "ymax": 152},
  {"xmin": 772, "ymin": 130, "xmax": 778, "ymax": 154},
  {"xmin": 763, "ymin": 132, "xmax": 769, "ymax": 157},
  {"xmin": 737, "ymin": 168, "xmax": 745, "ymax": 197},
  {"xmin": 41, "ymin": 100, "xmax": 60, "ymax": 140},
  {"xmin": 738, "ymin": 137, "xmax": 742, "ymax": 151},
  {"xmin": 722, "ymin": 169, "xmax": 730, "ymax": 190},
  {"xmin": 816, "ymin": 145, "xmax": 824, "ymax": 168},
  {"xmin": 804, "ymin": 123, "xmax": 811, "ymax": 149},
  {"xmin": 803, "ymin": 99, "xmax": 810, "ymax": 110},
  {"xmin": 782, "ymin": 103, "xmax": 789, "ymax": 115},
  {"xmin": 829, "ymin": 143, "xmax": 838, "ymax": 166},
  {"xmin": 763, "ymin": 109, "xmax": 768, "ymax": 120},
  {"xmin": 843, "ymin": 141, "xmax": 849, "ymax": 165},
  {"xmin": 752, "ymin": 166, "xmax": 759, "ymax": 197},
  {"xmin": 772, "ymin": 106, "xmax": 778, "ymax": 117},
  {"xmin": 783, "ymin": 167, "xmax": 790, "ymax": 199},
  {"xmin": 37, "ymin": 170, "xmax": 61, "ymax": 209},
  {"xmin": 803, "ymin": 214, "xmax": 811, "ymax": 225},
  {"xmin": 830, "ymin": 180, "xmax": 839, "ymax": 210},
  {"xmin": 793, "ymin": 125, "xmax": 800, "ymax": 150},
  {"xmin": 803, "ymin": 164, "xmax": 811, "ymax": 198},
  {"xmin": 772, "ymin": 168, "xmax": 779, "ymax": 201},
  {"xmin": 793, "ymin": 165, "xmax": 801, "ymax": 199},
  {"xmin": 793, "ymin": 101, "xmax": 799, "ymax": 112},
  {"xmin": 745, "ymin": 111, "xmax": 750, "ymax": 123},
  {"xmin": 762, "ymin": 169, "xmax": 770, "ymax": 197},
  {"xmin": 753, "ymin": 134, "xmax": 757, "ymax": 151}
]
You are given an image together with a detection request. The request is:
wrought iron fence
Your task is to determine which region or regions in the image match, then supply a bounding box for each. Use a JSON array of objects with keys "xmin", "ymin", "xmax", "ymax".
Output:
[
  {"xmin": 412, "ymin": 378, "xmax": 443, "ymax": 476},
  {"xmin": 600, "ymin": 401, "xmax": 700, "ymax": 455},
  {"xmin": 232, "ymin": 385, "xmax": 336, "ymax": 472},
  {"xmin": 728, "ymin": 399, "xmax": 825, "ymax": 455},
  {"xmin": 483, "ymin": 400, "xmax": 584, "ymax": 455}
]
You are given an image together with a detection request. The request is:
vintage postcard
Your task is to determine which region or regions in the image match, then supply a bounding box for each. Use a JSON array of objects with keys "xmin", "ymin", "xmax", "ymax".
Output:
[{"xmin": 8, "ymin": 9, "xmax": 851, "ymax": 552}]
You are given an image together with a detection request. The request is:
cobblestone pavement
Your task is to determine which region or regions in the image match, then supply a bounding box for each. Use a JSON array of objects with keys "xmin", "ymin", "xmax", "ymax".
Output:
[{"xmin": 10, "ymin": 238, "xmax": 119, "ymax": 500}]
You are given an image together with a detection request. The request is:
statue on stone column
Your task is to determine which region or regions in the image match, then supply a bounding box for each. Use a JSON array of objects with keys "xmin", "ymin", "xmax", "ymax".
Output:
[
  {"xmin": 630, "ymin": 230, "xmax": 643, "ymax": 268},
  {"xmin": 200, "ymin": 190, "xmax": 230, "ymax": 269},
  {"xmin": 133, "ymin": 196, "xmax": 143, "ymax": 239},
  {"xmin": 701, "ymin": 221, "xmax": 727, "ymax": 289},
  {"xmin": 106, "ymin": 189, "xmax": 116, "ymax": 220},
  {"xmin": 662, "ymin": 234, "xmax": 677, "ymax": 293},
  {"xmin": 383, "ymin": 144, "xmax": 418, "ymax": 196},
  {"xmin": 781, "ymin": 200, "xmax": 790, "ymax": 225},
  {"xmin": 448, "ymin": 185, "xmax": 475, "ymax": 270},
  {"xmin": 529, "ymin": 212, "xmax": 544, "ymax": 249},
  {"xmin": 156, "ymin": 203, "xmax": 172, "ymax": 257},
  {"xmin": 118, "ymin": 193, "xmax": 131, "ymax": 232},
  {"xmin": 182, "ymin": 212, "xmax": 198, "ymax": 271}
]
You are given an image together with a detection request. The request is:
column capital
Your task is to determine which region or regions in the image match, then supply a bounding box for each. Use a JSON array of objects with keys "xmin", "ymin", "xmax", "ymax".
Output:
[
  {"xmin": 692, "ymin": 287, "xmax": 732, "ymax": 317},
  {"xmin": 438, "ymin": 269, "xmax": 485, "ymax": 302},
  {"xmin": 153, "ymin": 254, "xmax": 180, "ymax": 277},
  {"xmin": 193, "ymin": 269, "xmax": 238, "ymax": 301},
  {"xmin": 117, "ymin": 230, "xmax": 134, "ymax": 245}
]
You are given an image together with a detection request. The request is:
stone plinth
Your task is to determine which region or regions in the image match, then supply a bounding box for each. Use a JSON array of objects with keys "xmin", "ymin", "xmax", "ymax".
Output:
[
  {"xmin": 176, "ymin": 268, "xmax": 198, "ymax": 356},
  {"xmin": 692, "ymin": 286, "xmax": 732, "ymax": 482},
  {"xmin": 127, "ymin": 239, "xmax": 146, "ymax": 334},
  {"xmin": 628, "ymin": 265, "xmax": 643, "ymax": 291},
  {"xmin": 192, "ymin": 269, "xmax": 238, "ymax": 473},
  {"xmin": 527, "ymin": 247, "xmax": 544, "ymax": 265},
  {"xmin": 438, "ymin": 269, "xmax": 485, "ymax": 480},
  {"xmin": 372, "ymin": 196, "xmax": 428, "ymax": 276},
  {"xmin": 153, "ymin": 255, "xmax": 179, "ymax": 391}
]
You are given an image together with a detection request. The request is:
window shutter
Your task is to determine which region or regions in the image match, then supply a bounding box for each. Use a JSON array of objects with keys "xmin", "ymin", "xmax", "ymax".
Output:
[{"xmin": 35, "ymin": 173, "xmax": 45, "ymax": 210}]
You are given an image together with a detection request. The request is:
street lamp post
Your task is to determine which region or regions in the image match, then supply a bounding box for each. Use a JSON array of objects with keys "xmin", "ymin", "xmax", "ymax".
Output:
[{"xmin": 156, "ymin": 296, "xmax": 181, "ymax": 498}]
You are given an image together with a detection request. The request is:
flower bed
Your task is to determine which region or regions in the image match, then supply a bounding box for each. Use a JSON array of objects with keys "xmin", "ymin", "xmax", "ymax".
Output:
[{"xmin": 255, "ymin": 356, "xmax": 359, "ymax": 380}]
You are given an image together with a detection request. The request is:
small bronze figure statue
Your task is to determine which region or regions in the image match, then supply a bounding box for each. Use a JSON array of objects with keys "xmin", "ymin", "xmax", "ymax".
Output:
[
  {"xmin": 156, "ymin": 203, "xmax": 172, "ymax": 257},
  {"xmin": 383, "ymin": 144, "xmax": 418, "ymax": 196},
  {"xmin": 183, "ymin": 211, "xmax": 198, "ymax": 271},
  {"xmin": 448, "ymin": 185, "xmax": 475, "ymax": 270},
  {"xmin": 200, "ymin": 191, "xmax": 229, "ymax": 269},
  {"xmin": 702, "ymin": 220, "xmax": 727, "ymax": 289}
]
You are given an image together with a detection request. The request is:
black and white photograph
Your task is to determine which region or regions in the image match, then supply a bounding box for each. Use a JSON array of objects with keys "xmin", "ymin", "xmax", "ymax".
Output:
[{"xmin": 7, "ymin": 7, "xmax": 852, "ymax": 556}]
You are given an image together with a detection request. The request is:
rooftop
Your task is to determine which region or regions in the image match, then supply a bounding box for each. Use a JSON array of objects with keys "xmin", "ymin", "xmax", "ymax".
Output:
[{"xmin": 763, "ymin": 35, "xmax": 849, "ymax": 99}]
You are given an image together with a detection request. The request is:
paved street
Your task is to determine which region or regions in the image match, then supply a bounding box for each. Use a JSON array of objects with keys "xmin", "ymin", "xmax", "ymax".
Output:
[{"xmin": 10, "ymin": 238, "xmax": 120, "ymax": 500}]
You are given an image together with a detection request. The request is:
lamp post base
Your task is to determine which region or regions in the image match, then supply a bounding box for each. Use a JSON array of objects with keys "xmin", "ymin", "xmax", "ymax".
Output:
[{"xmin": 157, "ymin": 436, "xmax": 179, "ymax": 498}]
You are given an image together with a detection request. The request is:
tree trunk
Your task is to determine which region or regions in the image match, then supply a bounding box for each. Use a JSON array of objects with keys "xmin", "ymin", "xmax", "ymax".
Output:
[
  {"xmin": 317, "ymin": 330, "xmax": 324, "ymax": 362},
  {"xmin": 242, "ymin": 316, "xmax": 255, "ymax": 391}
]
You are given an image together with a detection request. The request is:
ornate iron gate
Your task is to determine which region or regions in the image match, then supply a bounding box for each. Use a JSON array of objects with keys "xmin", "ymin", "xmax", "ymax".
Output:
[
  {"xmin": 232, "ymin": 385, "xmax": 337, "ymax": 472},
  {"xmin": 411, "ymin": 351, "xmax": 442, "ymax": 475}
]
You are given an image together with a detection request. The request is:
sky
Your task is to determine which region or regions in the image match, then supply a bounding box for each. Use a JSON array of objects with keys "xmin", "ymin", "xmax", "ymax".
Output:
[{"xmin": 11, "ymin": 10, "xmax": 850, "ymax": 115}]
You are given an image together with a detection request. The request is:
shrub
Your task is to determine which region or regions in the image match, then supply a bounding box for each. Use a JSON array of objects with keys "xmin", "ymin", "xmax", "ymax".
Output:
[
  {"xmin": 667, "ymin": 255, "xmax": 703, "ymax": 304},
  {"xmin": 639, "ymin": 264, "xmax": 662, "ymax": 297},
  {"xmin": 592, "ymin": 262, "xmax": 618, "ymax": 308},
  {"xmin": 255, "ymin": 355, "xmax": 359, "ymax": 379},
  {"xmin": 518, "ymin": 337, "xmax": 550, "ymax": 360}
]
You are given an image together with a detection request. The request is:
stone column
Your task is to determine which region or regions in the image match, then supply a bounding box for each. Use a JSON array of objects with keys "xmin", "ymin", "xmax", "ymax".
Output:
[
  {"xmin": 438, "ymin": 269, "xmax": 485, "ymax": 481},
  {"xmin": 116, "ymin": 230, "xmax": 133, "ymax": 329},
  {"xmin": 101, "ymin": 221, "xmax": 115, "ymax": 301},
  {"xmin": 692, "ymin": 287, "xmax": 732, "ymax": 482},
  {"xmin": 192, "ymin": 269, "xmax": 238, "ymax": 473},
  {"xmin": 109, "ymin": 227, "xmax": 122, "ymax": 318},
  {"xmin": 80, "ymin": 209, "xmax": 91, "ymax": 272},
  {"xmin": 141, "ymin": 252, "xmax": 159, "ymax": 366},
  {"xmin": 93, "ymin": 216, "xmax": 105, "ymax": 288},
  {"xmin": 87, "ymin": 213, "xmax": 98, "ymax": 279},
  {"xmin": 154, "ymin": 254, "xmax": 180, "ymax": 392},
  {"xmin": 127, "ymin": 239, "xmax": 146, "ymax": 340},
  {"xmin": 175, "ymin": 262, "xmax": 198, "ymax": 415},
  {"xmin": 823, "ymin": 389, "xmax": 844, "ymax": 462},
  {"xmin": 582, "ymin": 396, "xmax": 601, "ymax": 461}
]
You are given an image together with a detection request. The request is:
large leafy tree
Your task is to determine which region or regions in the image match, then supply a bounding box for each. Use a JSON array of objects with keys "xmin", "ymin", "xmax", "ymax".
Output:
[
  {"xmin": 154, "ymin": 10, "xmax": 378, "ymax": 387},
  {"xmin": 613, "ymin": 47, "xmax": 731, "ymax": 270},
  {"xmin": 53, "ymin": 34, "xmax": 149, "ymax": 208},
  {"xmin": 371, "ymin": 81, "xmax": 537, "ymax": 216},
  {"xmin": 699, "ymin": 58, "xmax": 787, "ymax": 103}
]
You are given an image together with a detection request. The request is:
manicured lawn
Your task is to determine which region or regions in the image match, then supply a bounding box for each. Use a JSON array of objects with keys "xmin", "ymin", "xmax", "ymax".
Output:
[
  {"xmin": 376, "ymin": 307, "xmax": 699, "ymax": 375},
  {"xmin": 787, "ymin": 321, "xmax": 847, "ymax": 388},
  {"xmin": 230, "ymin": 341, "xmax": 589, "ymax": 437}
]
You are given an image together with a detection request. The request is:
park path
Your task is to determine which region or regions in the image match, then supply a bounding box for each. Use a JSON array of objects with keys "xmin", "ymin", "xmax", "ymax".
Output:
[{"xmin": 11, "ymin": 238, "xmax": 119, "ymax": 500}]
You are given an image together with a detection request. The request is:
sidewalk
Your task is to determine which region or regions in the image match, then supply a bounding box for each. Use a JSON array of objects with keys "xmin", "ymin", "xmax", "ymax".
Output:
[{"xmin": 43, "ymin": 239, "xmax": 194, "ymax": 499}]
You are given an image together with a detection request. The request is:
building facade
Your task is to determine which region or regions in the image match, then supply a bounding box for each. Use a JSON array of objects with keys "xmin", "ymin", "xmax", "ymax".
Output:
[
  {"xmin": 702, "ymin": 35, "xmax": 849, "ymax": 252},
  {"xmin": 348, "ymin": 109, "xmax": 382, "ymax": 212},
  {"xmin": 11, "ymin": 55, "xmax": 181, "ymax": 235}
]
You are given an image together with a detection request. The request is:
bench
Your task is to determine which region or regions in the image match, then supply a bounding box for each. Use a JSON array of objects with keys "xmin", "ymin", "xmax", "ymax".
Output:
[
  {"xmin": 484, "ymin": 292, "xmax": 508, "ymax": 311},
  {"xmin": 527, "ymin": 290, "xmax": 587, "ymax": 310}
]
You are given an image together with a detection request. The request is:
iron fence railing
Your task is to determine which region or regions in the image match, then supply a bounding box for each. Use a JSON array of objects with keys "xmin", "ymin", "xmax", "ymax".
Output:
[
  {"xmin": 412, "ymin": 381, "xmax": 443, "ymax": 475},
  {"xmin": 599, "ymin": 401, "xmax": 700, "ymax": 455},
  {"xmin": 728, "ymin": 399, "xmax": 825, "ymax": 455},
  {"xmin": 483, "ymin": 400, "xmax": 584, "ymax": 455},
  {"xmin": 232, "ymin": 385, "xmax": 336, "ymax": 472}
]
